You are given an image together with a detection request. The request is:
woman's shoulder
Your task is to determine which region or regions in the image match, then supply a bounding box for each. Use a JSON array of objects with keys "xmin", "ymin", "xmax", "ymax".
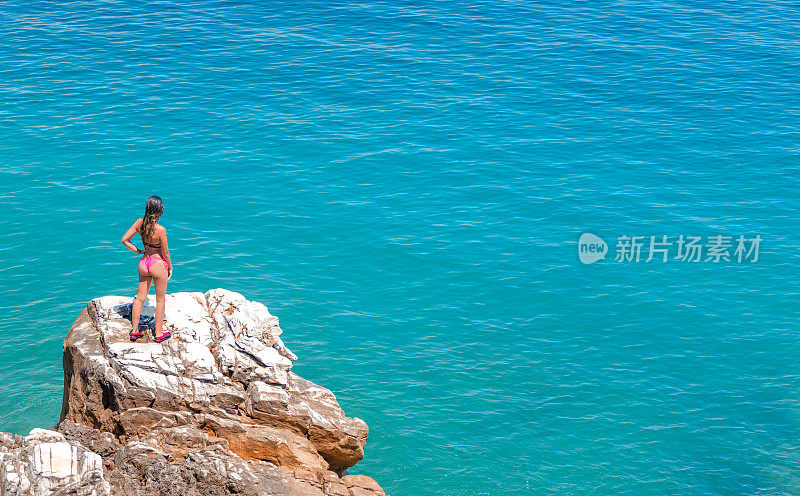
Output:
[{"xmin": 156, "ymin": 223, "xmax": 167, "ymax": 235}]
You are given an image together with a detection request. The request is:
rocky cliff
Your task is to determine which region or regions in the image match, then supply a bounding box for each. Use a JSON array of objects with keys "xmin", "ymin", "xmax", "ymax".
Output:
[{"xmin": 0, "ymin": 289, "xmax": 387, "ymax": 496}]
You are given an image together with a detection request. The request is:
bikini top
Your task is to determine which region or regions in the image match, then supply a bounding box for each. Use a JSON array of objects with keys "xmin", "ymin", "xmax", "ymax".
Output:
[{"xmin": 140, "ymin": 226, "xmax": 161, "ymax": 249}]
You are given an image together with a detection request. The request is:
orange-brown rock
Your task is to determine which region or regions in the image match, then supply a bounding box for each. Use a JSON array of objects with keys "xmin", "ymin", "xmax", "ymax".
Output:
[
  {"xmin": 48, "ymin": 289, "xmax": 388, "ymax": 496},
  {"xmin": 342, "ymin": 474, "xmax": 387, "ymax": 496}
]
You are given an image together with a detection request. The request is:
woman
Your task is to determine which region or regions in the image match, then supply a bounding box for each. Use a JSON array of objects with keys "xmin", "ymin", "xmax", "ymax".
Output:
[{"xmin": 121, "ymin": 195, "xmax": 173, "ymax": 343}]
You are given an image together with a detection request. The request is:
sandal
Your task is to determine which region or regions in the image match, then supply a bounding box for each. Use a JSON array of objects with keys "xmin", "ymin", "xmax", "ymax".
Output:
[
  {"xmin": 129, "ymin": 330, "xmax": 144, "ymax": 341},
  {"xmin": 154, "ymin": 331, "xmax": 172, "ymax": 343}
]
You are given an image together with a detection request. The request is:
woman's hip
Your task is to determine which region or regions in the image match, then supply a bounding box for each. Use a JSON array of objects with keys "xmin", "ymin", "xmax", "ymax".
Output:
[{"xmin": 140, "ymin": 256, "xmax": 168, "ymax": 271}]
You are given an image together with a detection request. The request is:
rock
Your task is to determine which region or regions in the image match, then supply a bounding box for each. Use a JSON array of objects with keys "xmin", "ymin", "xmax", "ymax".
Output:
[
  {"xmin": 0, "ymin": 428, "xmax": 110, "ymax": 496},
  {"xmin": 45, "ymin": 288, "xmax": 388, "ymax": 496},
  {"xmin": 341, "ymin": 474, "xmax": 387, "ymax": 496},
  {"xmin": 56, "ymin": 422, "xmax": 118, "ymax": 469}
]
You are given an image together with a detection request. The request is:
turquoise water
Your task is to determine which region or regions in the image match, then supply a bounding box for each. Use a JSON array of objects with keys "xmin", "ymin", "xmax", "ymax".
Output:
[{"xmin": 1, "ymin": 1, "xmax": 800, "ymax": 494}]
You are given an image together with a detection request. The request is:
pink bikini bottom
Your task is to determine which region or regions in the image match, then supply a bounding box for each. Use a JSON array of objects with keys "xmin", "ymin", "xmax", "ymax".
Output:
[{"xmin": 140, "ymin": 256, "xmax": 168, "ymax": 271}]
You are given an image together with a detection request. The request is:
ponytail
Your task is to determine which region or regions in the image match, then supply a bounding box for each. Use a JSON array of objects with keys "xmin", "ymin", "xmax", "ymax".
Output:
[{"xmin": 139, "ymin": 196, "xmax": 163, "ymax": 243}]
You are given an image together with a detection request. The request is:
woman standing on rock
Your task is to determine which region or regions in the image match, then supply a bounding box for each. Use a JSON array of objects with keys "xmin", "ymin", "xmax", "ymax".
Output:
[{"xmin": 121, "ymin": 195, "xmax": 173, "ymax": 343}]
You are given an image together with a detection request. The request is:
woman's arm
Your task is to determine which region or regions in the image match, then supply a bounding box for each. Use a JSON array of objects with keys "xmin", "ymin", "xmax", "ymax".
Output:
[
  {"xmin": 160, "ymin": 227, "xmax": 173, "ymax": 279},
  {"xmin": 121, "ymin": 219, "xmax": 144, "ymax": 254}
]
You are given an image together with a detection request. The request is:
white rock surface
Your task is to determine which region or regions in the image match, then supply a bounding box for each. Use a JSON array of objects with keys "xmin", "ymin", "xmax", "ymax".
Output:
[{"xmin": 0, "ymin": 429, "xmax": 109, "ymax": 496}]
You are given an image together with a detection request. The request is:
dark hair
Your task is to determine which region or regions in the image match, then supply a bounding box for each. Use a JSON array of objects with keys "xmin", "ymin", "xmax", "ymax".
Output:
[{"xmin": 140, "ymin": 196, "xmax": 163, "ymax": 242}]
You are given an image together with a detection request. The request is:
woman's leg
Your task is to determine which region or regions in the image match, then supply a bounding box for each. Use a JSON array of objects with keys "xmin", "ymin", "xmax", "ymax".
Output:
[
  {"xmin": 150, "ymin": 262, "xmax": 169, "ymax": 338},
  {"xmin": 131, "ymin": 262, "xmax": 152, "ymax": 334}
]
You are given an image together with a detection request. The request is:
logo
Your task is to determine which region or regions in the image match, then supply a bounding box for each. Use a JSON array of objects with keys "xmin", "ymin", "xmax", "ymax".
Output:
[
  {"xmin": 578, "ymin": 233, "xmax": 607, "ymax": 264},
  {"xmin": 577, "ymin": 232, "xmax": 762, "ymax": 265}
]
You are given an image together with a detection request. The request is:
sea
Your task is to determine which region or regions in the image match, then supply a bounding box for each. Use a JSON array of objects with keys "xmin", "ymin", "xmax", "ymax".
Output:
[{"xmin": 1, "ymin": 1, "xmax": 799, "ymax": 495}]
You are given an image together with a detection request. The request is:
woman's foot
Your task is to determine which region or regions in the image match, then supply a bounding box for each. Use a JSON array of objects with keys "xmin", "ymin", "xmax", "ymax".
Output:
[
  {"xmin": 129, "ymin": 329, "xmax": 144, "ymax": 341},
  {"xmin": 154, "ymin": 331, "xmax": 171, "ymax": 343}
]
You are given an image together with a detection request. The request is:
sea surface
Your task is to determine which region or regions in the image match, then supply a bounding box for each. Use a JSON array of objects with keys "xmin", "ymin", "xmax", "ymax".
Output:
[{"xmin": 1, "ymin": 1, "xmax": 799, "ymax": 494}]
